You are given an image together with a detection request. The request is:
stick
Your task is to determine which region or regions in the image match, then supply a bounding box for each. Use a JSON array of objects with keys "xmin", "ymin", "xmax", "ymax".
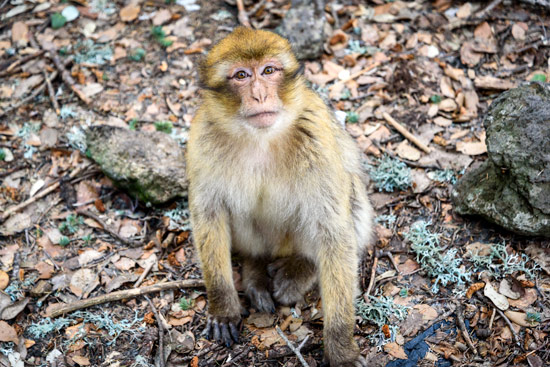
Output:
[
  {"xmin": 135, "ymin": 260, "xmax": 154, "ymax": 287},
  {"xmin": 144, "ymin": 295, "xmax": 165, "ymax": 367},
  {"xmin": 382, "ymin": 112, "xmax": 431, "ymax": 153},
  {"xmin": 329, "ymin": 62, "xmax": 381, "ymax": 92},
  {"xmin": 42, "ymin": 70, "xmax": 60, "ymax": 114},
  {"xmin": 46, "ymin": 51, "xmax": 91, "ymax": 105},
  {"xmin": 0, "ymin": 50, "xmax": 46, "ymax": 76},
  {"xmin": 275, "ymin": 326, "xmax": 309, "ymax": 367},
  {"xmin": 496, "ymin": 308, "xmax": 521, "ymax": 346},
  {"xmin": 235, "ymin": 0, "xmax": 252, "ymax": 27},
  {"xmin": 0, "ymin": 164, "xmax": 85, "ymax": 222},
  {"xmin": 46, "ymin": 279, "xmax": 205, "ymax": 317},
  {"xmin": 77, "ymin": 209, "xmax": 141, "ymax": 247},
  {"xmin": 477, "ymin": 0, "xmax": 503, "ymax": 18},
  {"xmin": 364, "ymin": 256, "xmax": 378, "ymax": 300},
  {"xmin": 488, "ymin": 307, "xmax": 496, "ymax": 330},
  {"xmin": 456, "ymin": 305, "xmax": 477, "ymax": 354}
]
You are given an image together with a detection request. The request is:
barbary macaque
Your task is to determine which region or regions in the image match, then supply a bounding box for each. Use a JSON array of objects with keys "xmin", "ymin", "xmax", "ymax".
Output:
[{"xmin": 187, "ymin": 27, "xmax": 373, "ymax": 366}]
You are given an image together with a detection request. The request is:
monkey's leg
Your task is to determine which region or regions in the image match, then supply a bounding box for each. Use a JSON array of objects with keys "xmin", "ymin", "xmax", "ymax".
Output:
[
  {"xmin": 194, "ymin": 212, "xmax": 242, "ymax": 347},
  {"xmin": 268, "ymin": 257, "xmax": 316, "ymax": 306},
  {"xmin": 242, "ymin": 257, "xmax": 276, "ymax": 313},
  {"xmin": 318, "ymin": 244, "xmax": 366, "ymax": 367}
]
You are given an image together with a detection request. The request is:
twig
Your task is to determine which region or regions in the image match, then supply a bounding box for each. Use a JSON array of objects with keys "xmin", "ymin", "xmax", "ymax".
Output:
[
  {"xmin": 275, "ymin": 326, "xmax": 309, "ymax": 367},
  {"xmin": 456, "ymin": 305, "xmax": 478, "ymax": 354},
  {"xmin": 77, "ymin": 209, "xmax": 141, "ymax": 247},
  {"xmin": 0, "ymin": 50, "xmax": 46, "ymax": 76},
  {"xmin": 496, "ymin": 308, "xmax": 521, "ymax": 346},
  {"xmin": 0, "ymin": 164, "xmax": 85, "ymax": 222},
  {"xmin": 135, "ymin": 260, "xmax": 155, "ymax": 287},
  {"xmin": 235, "ymin": 0, "xmax": 252, "ymax": 27},
  {"xmin": 45, "ymin": 51, "xmax": 91, "ymax": 104},
  {"xmin": 144, "ymin": 295, "xmax": 165, "ymax": 367},
  {"xmin": 46, "ymin": 279, "xmax": 205, "ymax": 317},
  {"xmin": 42, "ymin": 70, "xmax": 60, "ymax": 114},
  {"xmin": 476, "ymin": 0, "xmax": 503, "ymax": 19},
  {"xmin": 329, "ymin": 62, "xmax": 381, "ymax": 92},
  {"xmin": 488, "ymin": 307, "xmax": 496, "ymax": 330},
  {"xmin": 378, "ymin": 249, "xmax": 400, "ymax": 274},
  {"xmin": 382, "ymin": 112, "xmax": 431, "ymax": 153},
  {"xmin": 364, "ymin": 256, "xmax": 379, "ymax": 300}
]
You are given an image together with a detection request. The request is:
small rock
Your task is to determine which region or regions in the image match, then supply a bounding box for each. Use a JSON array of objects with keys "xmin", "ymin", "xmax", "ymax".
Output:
[{"xmin": 86, "ymin": 126, "xmax": 187, "ymax": 204}]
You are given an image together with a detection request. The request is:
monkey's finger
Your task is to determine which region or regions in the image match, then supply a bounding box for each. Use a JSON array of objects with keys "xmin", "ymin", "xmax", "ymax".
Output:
[
  {"xmin": 213, "ymin": 319, "xmax": 221, "ymax": 342},
  {"xmin": 202, "ymin": 318, "xmax": 213, "ymax": 340},
  {"xmin": 220, "ymin": 323, "xmax": 232, "ymax": 347},
  {"xmin": 229, "ymin": 322, "xmax": 240, "ymax": 343}
]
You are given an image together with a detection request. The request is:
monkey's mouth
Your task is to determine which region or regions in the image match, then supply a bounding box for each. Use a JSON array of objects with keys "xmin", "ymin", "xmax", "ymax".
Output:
[{"xmin": 246, "ymin": 111, "xmax": 279, "ymax": 128}]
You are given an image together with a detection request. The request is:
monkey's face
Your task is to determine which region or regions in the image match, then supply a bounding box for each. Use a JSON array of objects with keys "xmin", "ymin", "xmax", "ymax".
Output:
[{"xmin": 227, "ymin": 59, "xmax": 284, "ymax": 129}]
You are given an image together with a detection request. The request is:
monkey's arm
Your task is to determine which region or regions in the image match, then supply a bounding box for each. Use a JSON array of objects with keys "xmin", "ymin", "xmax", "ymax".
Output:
[{"xmin": 190, "ymin": 207, "xmax": 242, "ymax": 346}]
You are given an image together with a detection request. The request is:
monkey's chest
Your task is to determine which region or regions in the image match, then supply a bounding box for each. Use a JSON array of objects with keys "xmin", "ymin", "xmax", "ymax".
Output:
[{"xmin": 227, "ymin": 180, "xmax": 300, "ymax": 257}]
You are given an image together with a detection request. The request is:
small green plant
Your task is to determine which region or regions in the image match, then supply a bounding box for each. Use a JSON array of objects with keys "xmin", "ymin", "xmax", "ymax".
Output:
[
  {"xmin": 0, "ymin": 149, "xmax": 5, "ymax": 161},
  {"xmin": 399, "ymin": 288, "xmax": 408, "ymax": 297},
  {"xmin": 428, "ymin": 169, "xmax": 457, "ymax": 184},
  {"xmin": 470, "ymin": 243, "xmax": 540, "ymax": 279},
  {"xmin": 154, "ymin": 121, "xmax": 173, "ymax": 134},
  {"xmin": 59, "ymin": 236, "xmax": 71, "ymax": 247},
  {"xmin": 130, "ymin": 48, "xmax": 146, "ymax": 62},
  {"xmin": 151, "ymin": 26, "xmax": 173, "ymax": 48},
  {"xmin": 340, "ymin": 88, "xmax": 351, "ymax": 100},
  {"xmin": 368, "ymin": 155, "xmax": 412, "ymax": 192},
  {"xmin": 531, "ymin": 73, "xmax": 547, "ymax": 82},
  {"xmin": 430, "ymin": 94, "xmax": 442, "ymax": 103},
  {"xmin": 356, "ymin": 296, "xmax": 408, "ymax": 327},
  {"xmin": 346, "ymin": 111, "xmax": 359, "ymax": 123},
  {"xmin": 406, "ymin": 221, "xmax": 471, "ymax": 293},
  {"xmin": 179, "ymin": 297, "xmax": 193, "ymax": 310},
  {"xmin": 81, "ymin": 234, "xmax": 93, "ymax": 245},
  {"xmin": 59, "ymin": 214, "xmax": 84, "ymax": 234},
  {"xmin": 129, "ymin": 119, "xmax": 138, "ymax": 130},
  {"xmin": 51, "ymin": 13, "xmax": 67, "ymax": 29},
  {"xmin": 526, "ymin": 312, "xmax": 541, "ymax": 324}
]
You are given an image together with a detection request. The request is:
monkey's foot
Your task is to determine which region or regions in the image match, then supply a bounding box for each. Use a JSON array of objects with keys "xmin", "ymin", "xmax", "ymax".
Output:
[
  {"xmin": 202, "ymin": 315, "xmax": 241, "ymax": 347},
  {"xmin": 268, "ymin": 257, "xmax": 316, "ymax": 306},
  {"xmin": 336, "ymin": 356, "xmax": 368, "ymax": 367},
  {"xmin": 246, "ymin": 285, "xmax": 276, "ymax": 313}
]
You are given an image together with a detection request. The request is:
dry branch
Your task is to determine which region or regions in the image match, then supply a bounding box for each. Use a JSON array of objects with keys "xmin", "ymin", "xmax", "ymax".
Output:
[
  {"xmin": 382, "ymin": 112, "xmax": 431, "ymax": 153},
  {"xmin": 46, "ymin": 279, "xmax": 205, "ymax": 317},
  {"xmin": 236, "ymin": 0, "xmax": 252, "ymax": 27},
  {"xmin": 275, "ymin": 326, "xmax": 309, "ymax": 367},
  {"xmin": 0, "ymin": 164, "xmax": 86, "ymax": 222}
]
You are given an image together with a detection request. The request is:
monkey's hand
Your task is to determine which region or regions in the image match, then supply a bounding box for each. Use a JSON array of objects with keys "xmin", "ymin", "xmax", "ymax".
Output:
[{"xmin": 202, "ymin": 314, "xmax": 241, "ymax": 347}]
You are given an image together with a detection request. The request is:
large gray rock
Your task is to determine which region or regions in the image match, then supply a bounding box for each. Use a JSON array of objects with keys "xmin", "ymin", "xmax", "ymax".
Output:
[
  {"xmin": 86, "ymin": 126, "xmax": 187, "ymax": 204},
  {"xmin": 452, "ymin": 82, "xmax": 550, "ymax": 237},
  {"xmin": 277, "ymin": 0, "xmax": 326, "ymax": 60}
]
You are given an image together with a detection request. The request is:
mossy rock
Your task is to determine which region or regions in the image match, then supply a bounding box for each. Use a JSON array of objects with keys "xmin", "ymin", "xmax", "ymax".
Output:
[
  {"xmin": 86, "ymin": 126, "xmax": 187, "ymax": 205},
  {"xmin": 453, "ymin": 82, "xmax": 550, "ymax": 237}
]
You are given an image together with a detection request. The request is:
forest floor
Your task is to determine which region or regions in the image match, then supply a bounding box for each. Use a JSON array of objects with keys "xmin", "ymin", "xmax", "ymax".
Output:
[{"xmin": 0, "ymin": 1, "xmax": 549, "ymax": 366}]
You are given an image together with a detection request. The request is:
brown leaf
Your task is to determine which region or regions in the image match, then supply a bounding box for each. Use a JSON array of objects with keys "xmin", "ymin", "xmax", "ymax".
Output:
[
  {"xmin": 474, "ymin": 75, "xmax": 517, "ymax": 90},
  {"xmin": 120, "ymin": 4, "xmax": 140, "ymax": 22},
  {"xmin": 456, "ymin": 140, "xmax": 487, "ymax": 156},
  {"xmin": 72, "ymin": 355, "xmax": 91, "ymax": 366},
  {"xmin": 11, "ymin": 22, "xmax": 29, "ymax": 47},
  {"xmin": 35, "ymin": 261, "xmax": 55, "ymax": 280},
  {"xmin": 383, "ymin": 342, "xmax": 407, "ymax": 359},
  {"xmin": 0, "ymin": 271, "xmax": 8, "ymax": 290},
  {"xmin": 466, "ymin": 282, "xmax": 485, "ymax": 299},
  {"xmin": 0, "ymin": 320, "xmax": 18, "ymax": 344}
]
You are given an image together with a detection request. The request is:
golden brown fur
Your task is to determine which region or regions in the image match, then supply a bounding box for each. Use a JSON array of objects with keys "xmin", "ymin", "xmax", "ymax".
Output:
[{"xmin": 187, "ymin": 27, "xmax": 373, "ymax": 366}]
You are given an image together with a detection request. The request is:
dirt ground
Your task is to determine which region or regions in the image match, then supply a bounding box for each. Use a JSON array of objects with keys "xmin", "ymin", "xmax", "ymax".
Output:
[{"xmin": 0, "ymin": 1, "xmax": 549, "ymax": 367}]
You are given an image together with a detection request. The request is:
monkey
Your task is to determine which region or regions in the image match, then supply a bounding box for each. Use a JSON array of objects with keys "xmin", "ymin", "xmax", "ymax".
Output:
[{"xmin": 187, "ymin": 27, "xmax": 373, "ymax": 367}]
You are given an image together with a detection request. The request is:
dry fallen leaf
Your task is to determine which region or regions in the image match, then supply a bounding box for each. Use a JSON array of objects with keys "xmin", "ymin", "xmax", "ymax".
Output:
[
  {"xmin": 0, "ymin": 271, "xmax": 8, "ymax": 290},
  {"xmin": 384, "ymin": 342, "xmax": 407, "ymax": 359},
  {"xmin": 456, "ymin": 140, "xmax": 487, "ymax": 156},
  {"xmin": 484, "ymin": 282, "xmax": 509, "ymax": 311},
  {"xmin": 474, "ymin": 75, "xmax": 517, "ymax": 90},
  {"xmin": 0, "ymin": 320, "xmax": 18, "ymax": 344},
  {"xmin": 396, "ymin": 140, "xmax": 421, "ymax": 161},
  {"xmin": 120, "ymin": 4, "xmax": 140, "ymax": 22},
  {"xmin": 504, "ymin": 310, "xmax": 539, "ymax": 327}
]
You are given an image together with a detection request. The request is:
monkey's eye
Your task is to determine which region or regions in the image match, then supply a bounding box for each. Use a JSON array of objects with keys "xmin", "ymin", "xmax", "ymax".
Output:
[
  {"xmin": 263, "ymin": 66, "xmax": 275, "ymax": 75},
  {"xmin": 234, "ymin": 70, "xmax": 248, "ymax": 80}
]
